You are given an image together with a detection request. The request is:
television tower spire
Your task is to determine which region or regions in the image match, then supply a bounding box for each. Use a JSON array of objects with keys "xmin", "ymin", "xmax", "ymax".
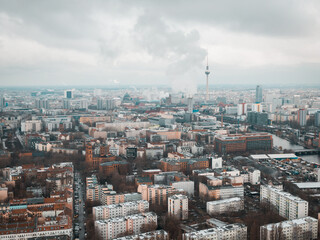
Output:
[{"xmin": 205, "ymin": 53, "xmax": 210, "ymax": 102}]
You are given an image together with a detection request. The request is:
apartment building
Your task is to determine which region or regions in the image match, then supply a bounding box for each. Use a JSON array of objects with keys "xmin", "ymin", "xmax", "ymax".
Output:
[
  {"xmin": 260, "ymin": 185, "xmax": 308, "ymax": 220},
  {"xmin": 114, "ymin": 230, "xmax": 169, "ymax": 240},
  {"xmin": 95, "ymin": 212, "xmax": 157, "ymax": 240},
  {"xmin": 86, "ymin": 175, "xmax": 113, "ymax": 203},
  {"xmin": 168, "ymin": 194, "xmax": 188, "ymax": 220},
  {"xmin": 21, "ymin": 120, "xmax": 42, "ymax": 132},
  {"xmin": 199, "ymin": 182, "xmax": 244, "ymax": 200},
  {"xmin": 183, "ymin": 223, "xmax": 247, "ymax": 240},
  {"xmin": 207, "ymin": 197, "xmax": 244, "ymax": 215},
  {"xmin": 93, "ymin": 200, "xmax": 149, "ymax": 220},
  {"xmin": 137, "ymin": 184, "xmax": 180, "ymax": 205},
  {"xmin": 260, "ymin": 217, "xmax": 318, "ymax": 240}
]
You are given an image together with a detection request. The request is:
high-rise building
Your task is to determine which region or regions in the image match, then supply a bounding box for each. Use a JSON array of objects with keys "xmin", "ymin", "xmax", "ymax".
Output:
[
  {"xmin": 168, "ymin": 194, "xmax": 188, "ymax": 220},
  {"xmin": 64, "ymin": 90, "xmax": 73, "ymax": 99},
  {"xmin": 187, "ymin": 97, "xmax": 193, "ymax": 113},
  {"xmin": 0, "ymin": 97, "xmax": 6, "ymax": 108},
  {"xmin": 97, "ymin": 98, "xmax": 104, "ymax": 110},
  {"xmin": 237, "ymin": 103, "xmax": 247, "ymax": 116},
  {"xmin": 297, "ymin": 109, "xmax": 307, "ymax": 126},
  {"xmin": 63, "ymin": 99, "xmax": 70, "ymax": 109},
  {"xmin": 256, "ymin": 85, "xmax": 263, "ymax": 103},
  {"xmin": 314, "ymin": 111, "xmax": 320, "ymax": 127}
]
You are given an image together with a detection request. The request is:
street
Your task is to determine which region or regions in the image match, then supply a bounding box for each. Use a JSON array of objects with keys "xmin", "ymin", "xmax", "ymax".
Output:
[{"xmin": 74, "ymin": 171, "xmax": 86, "ymax": 239}]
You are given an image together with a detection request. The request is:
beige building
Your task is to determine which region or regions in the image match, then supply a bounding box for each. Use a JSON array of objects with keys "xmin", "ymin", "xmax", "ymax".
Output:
[{"xmin": 138, "ymin": 184, "xmax": 176, "ymax": 205}]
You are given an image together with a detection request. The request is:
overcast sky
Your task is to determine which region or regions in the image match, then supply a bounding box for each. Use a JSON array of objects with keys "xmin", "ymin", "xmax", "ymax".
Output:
[{"xmin": 0, "ymin": 0, "xmax": 320, "ymax": 90}]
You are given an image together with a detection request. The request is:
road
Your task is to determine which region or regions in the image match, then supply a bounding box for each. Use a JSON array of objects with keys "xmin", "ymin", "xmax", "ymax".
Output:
[{"xmin": 74, "ymin": 171, "xmax": 86, "ymax": 239}]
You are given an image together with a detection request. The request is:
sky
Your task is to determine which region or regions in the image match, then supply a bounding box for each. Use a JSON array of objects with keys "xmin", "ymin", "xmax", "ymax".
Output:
[{"xmin": 0, "ymin": 0, "xmax": 320, "ymax": 90}]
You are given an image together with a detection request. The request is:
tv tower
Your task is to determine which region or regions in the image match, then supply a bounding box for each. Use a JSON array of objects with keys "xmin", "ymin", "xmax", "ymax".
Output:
[{"xmin": 205, "ymin": 54, "xmax": 210, "ymax": 102}]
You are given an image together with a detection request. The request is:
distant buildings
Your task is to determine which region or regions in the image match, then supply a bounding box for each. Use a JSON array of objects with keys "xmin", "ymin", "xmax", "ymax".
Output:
[{"xmin": 260, "ymin": 185, "xmax": 308, "ymax": 220}]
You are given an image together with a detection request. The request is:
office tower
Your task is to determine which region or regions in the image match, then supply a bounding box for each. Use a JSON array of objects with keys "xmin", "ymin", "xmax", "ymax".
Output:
[
  {"xmin": 255, "ymin": 85, "xmax": 263, "ymax": 103},
  {"xmin": 205, "ymin": 55, "xmax": 210, "ymax": 102},
  {"xmin": 168, "ymin": 194, "xmax": 188, "ymax": 220},
  {"xmin": 315, "ymin": 111, "xmax": 320, "ymax": 127},
  {"xmin": 64, "ymin": 90, "xmax": 73, "ymax": 99},
  {"xmin": 297, "ymin": 109, "xmax": 307, "ymax": 126},
  {"xmin": 97, "ymin": 98, "xmax": 104, "ymax": 110},
  {"xmin": 0, "ymin": 97, "xmax": 6, "ymax": 108},
  {"xmin": 187, "ymin": 97, "xmax": 193, "ymax": 113},
  {"xmin": 63, "ymin": 99, "xmax": 70, "ymax": 109}
]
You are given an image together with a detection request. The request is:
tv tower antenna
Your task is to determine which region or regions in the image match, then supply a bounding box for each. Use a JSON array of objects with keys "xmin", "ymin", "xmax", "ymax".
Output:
[{"xmin": 205, "ymin": 53, "xmax": 210, "ymax": 102}]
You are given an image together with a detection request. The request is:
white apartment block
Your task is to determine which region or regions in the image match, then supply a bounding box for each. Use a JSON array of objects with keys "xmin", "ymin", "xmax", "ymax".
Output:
[
  {"xmin": 260, "ymin": 185, "xmax": 308, "ymax": 220},
  {"xmin": 0, "ymin": 228, "xmax": 73, "ymax": 240},
  {"xmin": 114, "ymin": 230, "xmax": 169, "ymax": 240},
  {"xmin": 248, "ymin": 169, "xmax": 261, "ymax": 185},
  {"xmin": 95, "ymin": 212, "xmax": 157, "ymax": 240},
  {"xmin": 21, "ymin": 120, "xmax": 42, "ymax": 132},
  {"xmin": 260, "ymin": 216, "xmax": 318, "ymax": 240},
  {"xmin": 183, "ymin": 223, "xmax": 247, "ymax": 240},
  {"xmin": 168, "ymin": 194, "xmax": 188, "ymax": 220},
  {"xmin": 207, "ymin": 197, "xmax": 244, "ymax": 215},
  {"xmin": 93, "ymin": 200, "xmax": 149, "ymax": 220}
]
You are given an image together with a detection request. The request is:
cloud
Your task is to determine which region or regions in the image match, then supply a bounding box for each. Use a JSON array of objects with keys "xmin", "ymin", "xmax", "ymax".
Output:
[
  {"xmin": 134, "ymin": 12, "xmax": 206, "ymax": 93},
  {"xmin": 0, "ymin": 0, "xmax": 319, "ymax": 87}
]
